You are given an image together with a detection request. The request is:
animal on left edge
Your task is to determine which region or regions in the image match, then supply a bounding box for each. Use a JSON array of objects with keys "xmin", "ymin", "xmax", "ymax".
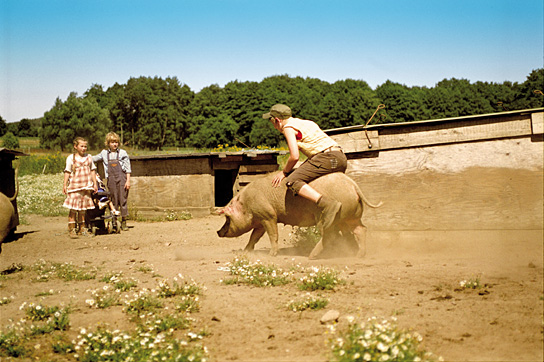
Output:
[{"xmin": 0, "ymin": 166, "xmax": 19, "ymax": 253}]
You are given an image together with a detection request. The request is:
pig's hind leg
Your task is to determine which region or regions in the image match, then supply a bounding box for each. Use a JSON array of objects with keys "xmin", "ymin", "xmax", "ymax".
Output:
[{"xmin": 345, "ymin": 219, "xmax": 367, "ymax": 258}]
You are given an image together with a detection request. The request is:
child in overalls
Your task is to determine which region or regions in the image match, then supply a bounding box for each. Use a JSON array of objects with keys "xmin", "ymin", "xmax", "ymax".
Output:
[
  {"xmin": 93, "ymin": 132, "xmax": 132, "ymax": 231},
  {"xmin": 63, "ymin": 137, "xmax": 98, "ymax": 238}
]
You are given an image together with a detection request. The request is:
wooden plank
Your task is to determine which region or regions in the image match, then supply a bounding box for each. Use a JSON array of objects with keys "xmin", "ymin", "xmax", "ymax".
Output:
[
  {"xmin": 378, "ymin": 118, "xmax": 532, "ymax": 150},
  {"xmin": 239, "ymin": 164, "xmax": 279, "ymax": 173},
  {"xmin": 132, "ymin": 158, "xmax": 211, "ymax": 177},
  {"xmin": 532, "ymin": 112, "xmax": 543, "ymax": 134},
  {"xmin": 330, "ymin": 130, "xmax": 379, "ymax": 152}
]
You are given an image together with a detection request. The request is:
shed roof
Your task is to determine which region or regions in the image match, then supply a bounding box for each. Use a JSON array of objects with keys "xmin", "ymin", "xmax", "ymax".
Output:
[
  {"xmin": 131, "ymin": 149, "xmax": 287, "ymax": 161},
  {"xmin": 0, "ymin": 148, "xmax": 29, "ymax": 157}
]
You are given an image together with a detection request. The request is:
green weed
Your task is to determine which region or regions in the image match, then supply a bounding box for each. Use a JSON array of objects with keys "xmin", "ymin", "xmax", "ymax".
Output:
[
  {"xmin": 328, "ymin": 316, "xmax": 440, "ymax": 362},
  {"xmin": 286, "ymin": 293, "xmax": 329, "ymax": 312},
  {"xmin": 297, "ymin": 266, "xmax": 345, "ymax": 291},
  {"xmin": 221, "ymin": 256, "xmax": 292, "ymax": 287}
]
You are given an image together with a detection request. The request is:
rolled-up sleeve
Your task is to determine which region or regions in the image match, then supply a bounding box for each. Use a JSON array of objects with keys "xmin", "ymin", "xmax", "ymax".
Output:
[
  {"xmin": 120, "ymin": 150, "xmax": 132, "ymax": 174},
  {"xmin": 92, "ymin": 151, "xmax": 104, "ymax": 164}
]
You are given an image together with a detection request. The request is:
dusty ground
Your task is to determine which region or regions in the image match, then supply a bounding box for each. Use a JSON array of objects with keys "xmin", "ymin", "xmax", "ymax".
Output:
[{"xmin": 0, "ymin": 214, "xmax": 543, "ymax": 361}]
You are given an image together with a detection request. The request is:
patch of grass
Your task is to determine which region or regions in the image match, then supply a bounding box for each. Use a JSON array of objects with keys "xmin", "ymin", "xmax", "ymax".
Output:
[
  {"xmin": 21, "ymin": 303, "xmax": 71, "ymax": 335},
  {"xmin": 0, "ymin": 297, "xmax": 13, "ymax": 306},
  {"xmin": 328, "ymin": 316, "xmax": 440, "ymax": 362},
  {"xmin": 288, "ymin": 226, "xmax": 321, "ymax": 253},
  {"xmin": 30, "ymin": 259, "xmax": 97, "ymax": 282},
  {"xmin": 136, "ymin": 264, "xmax": 155, "ymax": 274},
  {"xmin": 157, "ymin": 274, "xmax": 203, "ymax": 298},
  {"xmin": 137, "ymin": 313, "xmax": 191, "ymax": 333},
  {"xmin": 297, "ymin": 266, "xmax": 345, "ymax": 291},
  {"xmin": 34, "ymin": 289, "xmax": 55, "ymax": 297},
  {"xmin": 51, "ymin": 335, "xmax": 75, "ymax": 354},
  {"xmin": 458, "ymin": 275, "xmax": 482, "ymax": 289},
  {"xmin": 86, "ymin": 285, "xmax": 121, "ymax": 309},
  {"xmin": 72, "ymin": 326, "xmax": 208, "ymax": 362},
  {"xmin": 221, "ymin": 256, "xmax": 292, "ymax": 287},
  {"xmin": 0, "ymin": 328, "xmax": 28, "ymax": 358},
  {"xmin": 286, "ymin": 293, "xmax": 329, "ymax": 312},
  {"xmin": 18, "ymin": 173, "xmax": 67, "ymax": 217},
  {"xmin": 123, "ymin": 289, "xmax": 163, "ymax": 315},
  {"xmin": 0, "ymin": 264, "xmax": 210, "ymax": 361},
  {"xmin": 18, "ymin": 153, "xmax": 67, "ymax": 176},
  {"xmin": 100, "ymin": 271, "xmax": 138, "ymax": 292}
]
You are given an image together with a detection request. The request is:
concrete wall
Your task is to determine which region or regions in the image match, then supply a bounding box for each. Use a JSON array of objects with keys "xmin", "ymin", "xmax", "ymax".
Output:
[
  {"xmin": 327, "ymin": 109, "xmax": 544, "ymax": 231},
  {"xmin": 129, "ymin": 151, "xmax": 282, "ymax": 218}
]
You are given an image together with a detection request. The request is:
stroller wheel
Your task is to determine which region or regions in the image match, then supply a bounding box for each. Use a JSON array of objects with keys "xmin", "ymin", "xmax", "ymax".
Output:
[
  {"xmin": 107, "ymin": 221, "xmax": 113, "ymax": 234},
  {"xmin": 115, "ymin": 220, "xmax": 122, "ymax": 233},
  {"xmin": 92, "ymin": 226, "xmax": 98, "ymax": 236}
]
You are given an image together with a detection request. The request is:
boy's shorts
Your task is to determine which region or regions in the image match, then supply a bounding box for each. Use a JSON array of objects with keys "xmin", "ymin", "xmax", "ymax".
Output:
[{"xmin": 285, "ymin": 149, "xmax": 347, "ymax": 195}]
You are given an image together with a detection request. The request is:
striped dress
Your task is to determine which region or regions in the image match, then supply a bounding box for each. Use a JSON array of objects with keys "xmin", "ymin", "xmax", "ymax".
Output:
[{"xmin": 63, "ymin": 154, "xmax": 95, "ymax": 211}]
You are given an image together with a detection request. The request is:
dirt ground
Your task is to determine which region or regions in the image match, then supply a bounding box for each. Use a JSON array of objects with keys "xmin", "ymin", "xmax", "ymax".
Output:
[{"xmin": 1, "ymin": 214, "xmax": 543, "ymax": 361}]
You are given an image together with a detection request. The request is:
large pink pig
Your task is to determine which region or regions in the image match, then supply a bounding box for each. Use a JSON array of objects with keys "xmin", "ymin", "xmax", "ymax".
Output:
[{"xmin": 217, "ymin": 172, "xmax": 381, "ymax": 259}]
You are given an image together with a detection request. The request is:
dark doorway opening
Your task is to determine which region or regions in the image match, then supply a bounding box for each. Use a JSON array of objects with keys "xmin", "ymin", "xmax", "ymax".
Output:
[{"xmin": 214, "ymin": 169, "xmax": 238, "ymax": 207}]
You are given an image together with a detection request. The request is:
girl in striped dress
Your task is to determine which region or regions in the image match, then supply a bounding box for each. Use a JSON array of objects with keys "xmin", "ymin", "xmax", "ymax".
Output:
[{"xmin": 63, "ymin": 137, "xmax": 98, "ymax": 238}]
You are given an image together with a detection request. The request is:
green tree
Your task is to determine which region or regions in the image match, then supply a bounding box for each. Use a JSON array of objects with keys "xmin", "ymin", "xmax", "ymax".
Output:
[
  {"xmin": 40, "ymin": 93, "xmax": 111, "ymax": 151},
  {"xmin": 513, "ymin": 68, "xmax": 544, "ymax": 109},
  {"xmin": 2, "ymin": 131, "xmax": 19, "ymax": 149},
  {"xmin": 0, "ymin": 115, "xmax": 6, "ymax": 136},
  {"xmin": 189, "ymin": 114, "xmax": 239, "ymax": 148},
  {"xmin": 17, "ymin": 118, "xmax": 32, "ymax": 137},
  {"xmin": 376, "ymin": 81, "xmax": 428, "ymax": 123},
  {"xmin": 115, "ymin": 76, "xmax": 194, "ymax": 150}
]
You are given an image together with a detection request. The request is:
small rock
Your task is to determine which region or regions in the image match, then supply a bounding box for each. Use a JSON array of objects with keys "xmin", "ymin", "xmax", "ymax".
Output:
[
  {"xmin": 528, "ymin": 262, "xmax": 536, "ymax": 268},
  {"xmin": 130, "ymin": 245, "xmax": 139, "ymax": 250},
  {"xmin": 211, "ymin": 316, "xmax": 221, "ymax": 322},
  {"xmin": 320, "ymin": 310, "xmax": 340, "ymax": 324}
]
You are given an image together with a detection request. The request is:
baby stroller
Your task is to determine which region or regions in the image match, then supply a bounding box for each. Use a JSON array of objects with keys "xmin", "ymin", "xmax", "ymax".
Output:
[{"xmin": 85, "ymin": 176, "xmax": 121, "ymax": 235}]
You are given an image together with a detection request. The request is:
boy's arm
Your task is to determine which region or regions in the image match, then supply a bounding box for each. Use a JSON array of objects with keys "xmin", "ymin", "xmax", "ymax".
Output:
[{"xmin": 92, "ymin": 151, "xmax": 103, "ymax": 163}]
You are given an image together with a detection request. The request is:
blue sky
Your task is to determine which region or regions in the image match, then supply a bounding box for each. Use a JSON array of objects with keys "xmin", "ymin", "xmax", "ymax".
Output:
[{"xmin": 1, "ymin": 0, "xmax": 542, "ymax": 122}]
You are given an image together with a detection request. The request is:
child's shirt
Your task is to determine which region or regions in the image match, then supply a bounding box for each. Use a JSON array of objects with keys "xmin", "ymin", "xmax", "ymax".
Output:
[
  {"xmin": 65, "ymin": 154, "xmax": 96, "ymax": 192},
  {"xmin": 93, "ymin": 149, "xmax": 132, "ymax": 178}
]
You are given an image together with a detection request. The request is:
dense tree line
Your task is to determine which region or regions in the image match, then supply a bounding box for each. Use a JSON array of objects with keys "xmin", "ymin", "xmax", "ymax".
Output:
[{"xmin": 2, "ymin": 69, "xmax": 542, "ymax": 150}]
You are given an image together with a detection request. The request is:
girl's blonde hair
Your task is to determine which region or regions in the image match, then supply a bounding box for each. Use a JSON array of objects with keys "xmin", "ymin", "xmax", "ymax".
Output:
[
  {"xmin": 105, "ymin": 132, "xmax": 120, "ymax": 147},
  {"xmin": 73, "ymin": 137, "xmax": 87, "ymax": 147}
]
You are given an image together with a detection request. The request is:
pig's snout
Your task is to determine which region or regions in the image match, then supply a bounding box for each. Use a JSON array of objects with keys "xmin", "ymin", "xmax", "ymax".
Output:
[{"xmin": 217, "ymin": 217, "xmax": 230, "ymax": 237}]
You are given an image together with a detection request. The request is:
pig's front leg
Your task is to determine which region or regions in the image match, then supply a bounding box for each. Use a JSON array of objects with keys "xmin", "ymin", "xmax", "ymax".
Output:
[
  {"xmin": 244, "ymin": 226, "xmax": 265, "ymax": 251},
  {"xmin": 261, "ymin": 219, "xmax": 279, "ymax": 256}
]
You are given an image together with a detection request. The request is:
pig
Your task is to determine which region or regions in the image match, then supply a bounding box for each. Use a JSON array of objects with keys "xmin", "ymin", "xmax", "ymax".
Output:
[
  {"xmin": 217, "ymin": 172, "xmax": 382, "ymax": 259},
  {"xmin": 0, "ymin": 167, "xmax": 19, "ymax": 254}
]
